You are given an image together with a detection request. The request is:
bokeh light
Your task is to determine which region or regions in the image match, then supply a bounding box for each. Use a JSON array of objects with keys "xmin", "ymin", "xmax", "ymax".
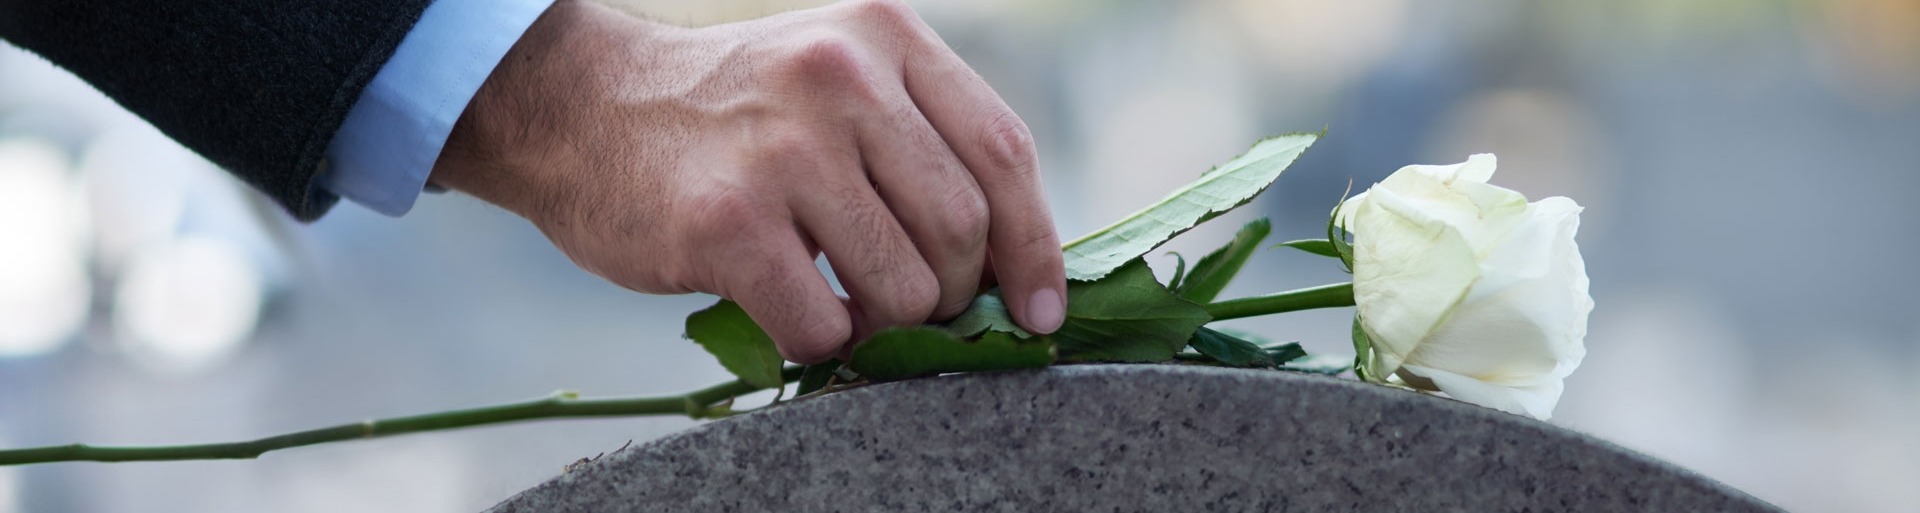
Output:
[
  {"xmin": 0, "ymin": 138, "xmax": 90, "ymax": 357},
  {"xmin": 77, "ymin": 124, "xmax": 197, "ymax": 274},
  {"xmin": 112, "ymin": 235, "xmax": 264, "ymax": 374},
  {"xmin": 1219, "ymin": 0, "xmax": 1407, "ymax": 93},
  {"xmin": 1799, "ymin": 0, "xmax": 1920, "ymax": 106},
  {"xmin": 1423, "ymin": 88, "xmax": 1613, "ymax": 217}
]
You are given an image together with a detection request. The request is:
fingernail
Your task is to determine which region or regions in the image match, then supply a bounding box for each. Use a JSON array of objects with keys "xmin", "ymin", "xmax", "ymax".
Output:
[{"xmin": 1027, "ymin": 288, "xmax": 1065, "ymax": 334}]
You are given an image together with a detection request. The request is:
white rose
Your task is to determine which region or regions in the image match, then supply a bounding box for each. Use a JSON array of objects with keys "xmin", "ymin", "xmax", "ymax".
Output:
[{"xmin": 1337, "ymin": 154, "xmax": 1591, "ymax": 420}]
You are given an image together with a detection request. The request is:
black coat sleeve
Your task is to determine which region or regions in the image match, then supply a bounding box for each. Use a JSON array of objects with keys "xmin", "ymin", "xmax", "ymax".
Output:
[{"xmin": 0, "ymin": 0, "xmax": 437, "ymax": 221}]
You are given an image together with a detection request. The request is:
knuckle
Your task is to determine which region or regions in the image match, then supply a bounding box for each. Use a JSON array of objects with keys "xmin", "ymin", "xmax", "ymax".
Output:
[
  {"xmin": 784, "ymin": 35, "xmax": 880, "ymax": 100},
  {"xmin": 757, "ymin": 128, "xmax": 814, "ymax": 162},
  {"xmin": 846, "ymin": 0, "xmax": 916, "ymax": 29},
  {"xmin": 882, "ymin": 268, "xmax": 941, "ymax": 324},
  {"xmin": 690, "ymin": 189, "xmax": 770, "ymax": 231},
  {"xmin": 937, "ymin": 186, "xmax": 991, "ymax": 252},
  {"xmin": 682, "ymin": 188, "xmax": 777, "ymax": 252},
  {"xmin": 753, "ymin": 127, "xmax": 850, "ymax": 176},
  {"xmin": 781, "ymin": 311, "xmax": 851, "ymax": 363},
  {"xmin": 791, "ymin": 35, "xmax": 860, "ymax": 74},
  {"xmin": 978, "ymin": 110, "xmax": 1038, "ymax": 181},
  {"xmin": 932, "ymin": 293, "xmax": 972, "ymax": 321}
]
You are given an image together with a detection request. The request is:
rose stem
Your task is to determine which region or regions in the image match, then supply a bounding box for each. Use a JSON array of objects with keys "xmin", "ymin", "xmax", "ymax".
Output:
[
  {"xmin": 1202, "ymin": 282, "xmax": 1354, "ymax": 321},
  {"xmin": 0, "ymin": 366, "xmax": 806, "ymax": 466},
  {"xmin": 4, "ymin": 283, "xmax": 1357, "ymax": 466}
]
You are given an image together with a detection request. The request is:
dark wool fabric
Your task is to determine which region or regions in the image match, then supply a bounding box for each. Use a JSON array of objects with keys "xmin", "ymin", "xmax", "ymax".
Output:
[{"xmin": 0, "ymin": 0, "xmax": 437, "ymax": 221}]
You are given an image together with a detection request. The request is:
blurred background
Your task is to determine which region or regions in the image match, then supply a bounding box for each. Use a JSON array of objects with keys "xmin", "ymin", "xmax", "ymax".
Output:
[{"xmin": 3, "ymin": 0, "xmax": 1917, "ymax": 510}]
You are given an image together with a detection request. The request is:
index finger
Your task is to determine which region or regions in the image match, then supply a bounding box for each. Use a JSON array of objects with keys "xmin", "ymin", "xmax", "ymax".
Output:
[{"xmin": 901, "ymin": 34, "xmax": 1066, "ymax": 335}]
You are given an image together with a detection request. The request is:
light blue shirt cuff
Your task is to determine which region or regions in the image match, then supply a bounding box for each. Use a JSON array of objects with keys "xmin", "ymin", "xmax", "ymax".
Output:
[{"xmin": 320, "ymin": 0, "xmax": 556, "ymax": 216}]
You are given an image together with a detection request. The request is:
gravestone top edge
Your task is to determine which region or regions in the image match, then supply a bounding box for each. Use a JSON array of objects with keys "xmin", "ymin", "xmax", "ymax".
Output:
[{"xmin": 490, "ymin": 364, "xmax": 1782, "ymax": 513}]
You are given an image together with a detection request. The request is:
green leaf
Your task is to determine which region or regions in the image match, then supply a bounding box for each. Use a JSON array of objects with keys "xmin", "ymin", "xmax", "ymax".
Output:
[
  {"xmin": 1212, "ymin": 326, "xmax": 1275, "ymax": 345},
  {"xmin": 796, "ymin": 360, "xmax": 843, "ymax": 396},
  {"xmin": 1276, "ymin": 239, "xmax": 1339, "ymax": 258},
  {"xmin": 1186, "ymin": 327, "xmax": 1275, "ymax": 367},
  {"xmin": 1062, "ymin": 133, "xmax": 1320, "ymax": 281},
  {"xmin": 1263, "ymin": 341, "xmax": 1308, "ymax": 365},
  {"xmin": 1054, "ymin": 259, "xmax": 1213, "ymax": 362},
  {"xmin": 1166, "ymin": 252, "xmax": 1189, "ymax": 292},
  {"xmin": 684, "ymin": 300, "xmax": 788, "ymax": 389},
  {"xmin": 1174, "ymin": 217, "xmax": 1272, "ymax": 303},
  {"xmin": 1279, "ymin": 353, "xmax": 1349, "ymax": 375},
  {"xmin": 848, "ymin": 328, "xmax": 1054, "ymax": 381},
  {"xmin": 1205, "ymin": 327, "xmax": 1307, "ymax": 365},
  {"xmin": 944, "ymin": 290, "xmax": 1031, "ymax": 339},
  {"xmin": 1350, "ymin": 313, "xmax": 1373, "ymax": 381}
]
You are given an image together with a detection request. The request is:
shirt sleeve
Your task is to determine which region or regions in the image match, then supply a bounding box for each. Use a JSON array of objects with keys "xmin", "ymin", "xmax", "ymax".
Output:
[{"xmin": 319, "ymin": 0, "xmax": 556, "ymax": 216}]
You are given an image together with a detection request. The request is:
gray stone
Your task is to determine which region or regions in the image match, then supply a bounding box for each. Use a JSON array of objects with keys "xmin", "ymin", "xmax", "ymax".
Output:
[{"xmin": 487, "ymin": 364, "xmax": 1780, "ymax": 512}]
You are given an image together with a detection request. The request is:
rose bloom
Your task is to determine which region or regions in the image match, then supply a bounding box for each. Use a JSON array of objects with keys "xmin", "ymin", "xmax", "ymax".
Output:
[{"xmin": 1338, "ymin": 154, "xmax": 1591, "ymax": 420}]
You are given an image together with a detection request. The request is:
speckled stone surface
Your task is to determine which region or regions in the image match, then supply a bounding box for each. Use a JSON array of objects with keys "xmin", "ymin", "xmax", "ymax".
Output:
[{"xmin": 487, "ymin": 364, "xmax": 1780, "ymax": 512}]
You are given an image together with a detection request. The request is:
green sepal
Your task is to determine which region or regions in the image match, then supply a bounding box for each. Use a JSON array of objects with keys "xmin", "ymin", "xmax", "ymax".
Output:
[
  {"xmin": 1276, "ymin": 239, "xmax": 1340, "ymax": 258},
  {"xmin": 1327, "ymin": 190, "xmax": 1356, "ymax": 273}
]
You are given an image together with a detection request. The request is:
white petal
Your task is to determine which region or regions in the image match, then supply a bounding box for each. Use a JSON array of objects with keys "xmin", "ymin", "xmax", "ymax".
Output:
[
  {"xmin": 1350, "ymin": 186, "xmax": 1482, "ymax": 380},
  {"xmin": 1401, "ymin": 364, "xmax": 1565, "ymax": 420},
  {"xmin": 1454, "ymin": 153, "xmax": 1499, "ymax": 182},
  {"xmin": 1393, "ymin": 153, "xmax": 1498, "ymax": 184},
  {"xmin": 1469, "ymin": 197, "xmax": 1585, "ymax": 302},
  {"xmin": 1371, "ymin": 156, "xmax": 1529, "ymax": 257},
  {"xmin": 1335, "ymin": 154, "xmax": 1500, "ymax": 231},
  {"xmin": 1404, "ymin": 196, "xmax": 1589, "ymax": 379}
]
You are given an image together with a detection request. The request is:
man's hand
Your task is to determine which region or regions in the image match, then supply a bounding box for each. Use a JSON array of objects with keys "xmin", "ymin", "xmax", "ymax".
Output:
[{"xmin": 428, "ymin": 0, "xmax": 1066, "ymax": 363}]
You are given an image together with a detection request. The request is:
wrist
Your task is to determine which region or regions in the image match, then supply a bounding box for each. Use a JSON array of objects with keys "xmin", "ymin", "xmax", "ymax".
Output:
[{"xmin": 428, "ymin": 0, "xmax": 645, "ymax": 223}]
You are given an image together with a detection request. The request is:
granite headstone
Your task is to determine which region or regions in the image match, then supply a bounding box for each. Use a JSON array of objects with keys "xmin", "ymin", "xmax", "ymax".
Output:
[{"xmin": 488, "ymin": 364, "xmax": 1779, "ymax": 512}]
